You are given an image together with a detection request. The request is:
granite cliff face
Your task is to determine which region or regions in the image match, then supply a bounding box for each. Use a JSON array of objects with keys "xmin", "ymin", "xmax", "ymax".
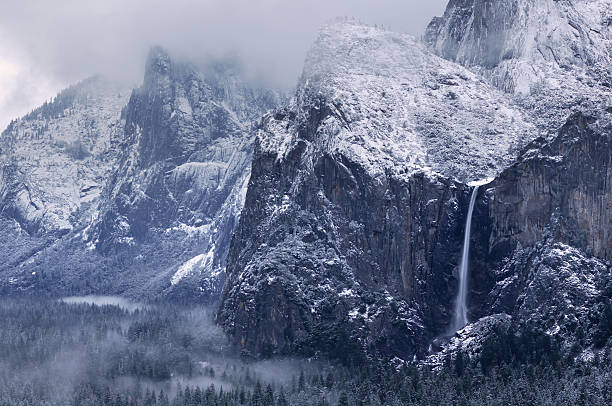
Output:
[
  {"xmin": 87, "ymin": 48, "xmax": 279, "ymax": 298},
  {"xmin": 425, "ymin": 0, "xmax": 612, "ymax": 94},
  {"xmin": 427, "ymin": 0, "xmax": 612, "ymax": 345},
  {"xmin": 218, "ymin": 22, "xmax": 539, "ymax": 361},
  {"xmin": 0, "ymin": 49, "xmax": 280, "ymax": 301},
  {"xmin": 219, "ymin": 4, "xmax": 611, "ymax": 362},
  {"xmin": 0, "ymin": 0, "xmax": 609, "ymax": 365},
  {"xmin": 467, "ymin": 111, "xmax": 611, "ymax": 334},
  {"xmin": 0, "ymin": 77, "xmax": 130, "ymax": 276},
  {"xmin": 0, "ymin": 77, "xmax": 129, "ymax": 237},
  {"xmin": 485, "ymin": 112, "xmax": 610, "ymax": 262}
]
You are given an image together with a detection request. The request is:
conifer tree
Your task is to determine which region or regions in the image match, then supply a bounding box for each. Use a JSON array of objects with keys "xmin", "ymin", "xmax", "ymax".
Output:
[
  {"xmin": 252, "ymin": 381, "xmax": 263, "ymax": 406},
  {"xmin": 298, "ymin": 371, "xmax": 306, "ymax": 392},
  {"xmin": 338, "ymin": 392, "xmax": 349, "ymax": 406},
  {"xmin": 325, "ymin": 372, "xmax": 334, "ymax": 389},
  {"xmin": 276, "ymin": 387, "xmax": 288, "ymax": 406},
  {"xmin": 263, "ymin": 384, "xmax": 274, "ymax": 406}
]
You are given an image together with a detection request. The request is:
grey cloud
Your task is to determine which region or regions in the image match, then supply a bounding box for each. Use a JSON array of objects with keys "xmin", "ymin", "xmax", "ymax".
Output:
[{"xmin": 0, "ymin": 0, "xmax": 447, "ymax": 128}]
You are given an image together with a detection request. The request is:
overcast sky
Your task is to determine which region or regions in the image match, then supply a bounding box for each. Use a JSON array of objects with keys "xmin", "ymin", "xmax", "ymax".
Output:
[{"xmin": 0, "ymin": 0, "xmax": 447, "ymax": 130}]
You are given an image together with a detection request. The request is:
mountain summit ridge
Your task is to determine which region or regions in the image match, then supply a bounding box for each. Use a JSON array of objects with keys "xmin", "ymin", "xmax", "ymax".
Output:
[
  {"xmin": 0, "ymin": 48, "xmax": 281, "ymax": 301},
  {"xmin": 261, "ymin": 21, "xmax": 536, "ymax": 184}
]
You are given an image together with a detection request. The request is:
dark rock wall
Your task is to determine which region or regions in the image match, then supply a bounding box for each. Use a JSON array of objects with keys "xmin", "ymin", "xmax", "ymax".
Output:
[
  {"xmin": 220, "ymin": 102, "xmax": 611, "ymax": 361},
  {"xmin": 486, "ymin": 113, "xmax": 611, "ymax": 261},
  {"xmin": 218, "ymin": 98, "xmax": 486, "ymax": 360},
  {"xmin": 93, "ymin": 48, "xmax": 279, "ymax": 259},
  {"xmin": 470, "ymin": 112, "xmax": 611, "ymax": 322}
]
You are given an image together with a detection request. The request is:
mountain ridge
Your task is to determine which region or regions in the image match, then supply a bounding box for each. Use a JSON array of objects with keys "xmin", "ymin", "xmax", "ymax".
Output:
[{"xmin": 0, "ymin": 2, "xmax": 609, "ymax": 366}]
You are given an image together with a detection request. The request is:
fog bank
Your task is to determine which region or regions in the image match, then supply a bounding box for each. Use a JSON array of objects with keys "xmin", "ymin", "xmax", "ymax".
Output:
[{"xmin": 0, "ymin": 0, "xmax": 447, "ymax": 129}]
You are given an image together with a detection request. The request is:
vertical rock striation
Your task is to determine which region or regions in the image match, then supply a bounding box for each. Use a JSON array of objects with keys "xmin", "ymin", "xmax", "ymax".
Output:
[
  {"xmin": 0, "ymin": 48, "xmax": 281, "ymax": 301},
  {"xmin": 90, "ymin": 47, "xmax": 281, "ymax": 299},
  {"xmin": 425, "ymin": 0, "xmax": 612, "ymax": 95},
  {"xmin": 220, "ymin": 2, "xmax": 612, "ymax": 361}
]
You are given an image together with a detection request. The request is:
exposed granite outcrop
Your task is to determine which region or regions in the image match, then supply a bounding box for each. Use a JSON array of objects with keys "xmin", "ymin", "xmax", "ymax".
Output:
[{"xmin": 89, "ymin": 48, "xmax": 280, "ymax": 299}]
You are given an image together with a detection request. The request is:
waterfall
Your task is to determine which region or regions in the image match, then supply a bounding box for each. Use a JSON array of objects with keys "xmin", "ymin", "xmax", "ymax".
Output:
[{"xmin": 451, "ymin": 186, "xmax": 479, "ymax": 332}]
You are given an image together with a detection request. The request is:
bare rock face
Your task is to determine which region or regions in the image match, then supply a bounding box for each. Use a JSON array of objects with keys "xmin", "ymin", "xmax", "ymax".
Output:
[
  {"xmin": 218, "ymin": 147, "xmax": 469, "ymax": 360},
  {"xmin": 467, "ymin": 111, "xmax": 611, "ymax": 333},
  {"xmin": 0, "ymin": 77, "xmax": 129, "ymax": 237},
  {"xmin": 0, "ymin": 49, "xmax": 280, "ymax": 301},
  {"xmin": 485, "ymin": 112, "xmax": 611, "ymax": 261},
  {"xmin": 425, "ymin": 0, "xmax": 612, "ymax": 94}
]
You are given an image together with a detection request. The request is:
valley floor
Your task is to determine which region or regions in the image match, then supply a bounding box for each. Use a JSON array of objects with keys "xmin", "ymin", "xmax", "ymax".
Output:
[{"xmin": 0, "ymin": 297, "xmax": 609, "ymax": 406}]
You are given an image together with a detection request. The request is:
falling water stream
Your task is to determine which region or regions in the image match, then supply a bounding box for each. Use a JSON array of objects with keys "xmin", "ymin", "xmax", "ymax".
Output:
[{"xmin": 451, "ymin": 186, "xmax": 479, "ymax": 332}]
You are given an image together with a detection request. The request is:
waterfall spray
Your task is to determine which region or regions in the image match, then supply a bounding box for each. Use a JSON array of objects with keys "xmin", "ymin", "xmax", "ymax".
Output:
[{"xmin": 451, "ymin": 186, "xmax": 479, "ymax": 332}]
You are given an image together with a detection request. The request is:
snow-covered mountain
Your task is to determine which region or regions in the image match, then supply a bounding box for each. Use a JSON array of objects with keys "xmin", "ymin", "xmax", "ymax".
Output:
[
  {"xmin": 217, "ymin": 20, "xmax": 540, "ymax": 360},
  {"xmin": 259, "ymin": 22, "xmax": 537, "ymax": 183},
  {"xmin": 218, "ymin": 3, "xmax": 611, "ymax": 362},
  {"xmin": 1, "ymin": 77, "xmax": 129, "ymax": 236},
  {"xmin": 426, "ymin": 0, "xmax": 612, "ymax": 93},
  {"xmin": 89, "ymin": 47, "xmax": 281, "ymax": 298},
  {"xmin": 426, "ymin": 0, "xmax": 612, "ymax": 130},
  {"xmin": 0, "ymin": 49, "xmax": 281, "ymax": 301},
  {"xmin": 0, "ymin": 77, "xmax": 130, "ymax": 274}
]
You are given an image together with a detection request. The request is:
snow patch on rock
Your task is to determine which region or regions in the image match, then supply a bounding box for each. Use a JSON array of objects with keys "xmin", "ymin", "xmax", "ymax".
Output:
[{"xmin": 171, "ymin": 245, "xmax": 216, "ymax": 286}]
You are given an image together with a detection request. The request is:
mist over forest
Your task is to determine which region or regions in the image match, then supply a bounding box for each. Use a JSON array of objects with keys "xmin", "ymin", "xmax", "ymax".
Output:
[{"xmin": 0, "ymin": 298, "xmax": 609, "ymax": 405}]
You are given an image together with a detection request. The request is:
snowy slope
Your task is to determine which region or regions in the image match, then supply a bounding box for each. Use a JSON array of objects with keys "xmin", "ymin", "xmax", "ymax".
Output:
[
  {"xmin": 0, "ymin": 77, "xmax": 130, "ymax": 235},
  {"xmin": 88, "ymin": 48, "xmax": 281, "ymax": 298},
  {"xmin": 0, "ymin": 50, "xmax": 280, "ymax": 302},
  {"xmin": 219, "ymin": 17, "xmax": 612, "ymax": 362},
  {"xmin": 218, "ymin": 21, "xmax": 540, "ymax": 360},
  {"xmin": 426, "ymin": 0, "xmax": 612, "ymax": 131},
  {"xmin": 426, "ymin": 0, "xmax": 612, "ymax": 91},
  {"xmin": 261, "ymin": 21, "xmax": 537, "ymax": 183}
]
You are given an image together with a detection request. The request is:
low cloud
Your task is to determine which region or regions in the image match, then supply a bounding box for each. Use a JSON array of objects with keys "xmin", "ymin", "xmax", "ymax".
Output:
[{"xmin": 0, "ymin": 0, "xmax": 447, "ymax": 129}]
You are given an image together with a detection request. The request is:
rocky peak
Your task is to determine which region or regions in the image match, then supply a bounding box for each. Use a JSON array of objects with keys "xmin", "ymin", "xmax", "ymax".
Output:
[
  {"xmin": 218, "ymin": 18, "xmax": 612, "ymax": 363},
  {"xmin": 426, "ymin": 0, "xmax": 612, "ymax": 94},
  {"xmin": 145, "ymin": 46, "xmax": 172, "ymax": 79},
  {"xmin": 219, "ymin": 21, "xmax": 536, "ymax": 360},
  {"xmin": 140, "ymin": 46, "xmax": 173, "ymax": 104},
  {"xmin": 262, "ymin": 21, "xmax": 535, "ymax": 183},
  {"xmin": 89, "ymin": 46, "xmax": 281, "ymax": 299},
  {"xmin": 0, "ymin": 46, "xmax": 281, "ymax": 301}
]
